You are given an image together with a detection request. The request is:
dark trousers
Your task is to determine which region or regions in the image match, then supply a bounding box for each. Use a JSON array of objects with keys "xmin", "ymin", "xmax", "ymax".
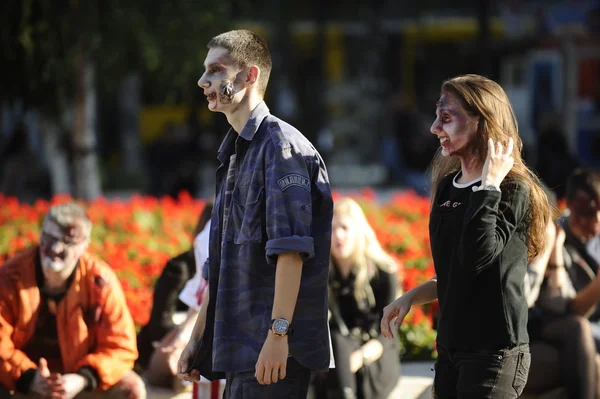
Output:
[
  {"xmin": 224, "ymin": 357, "xmax": 311, "ymax": 399},
  {"xmin": 589, "ymin": 320, "xmax": 600, "ymax": 352},
  {"xmin": 324, "ymin": 330, "xmax": 400, "ymax": 399},
  {"xmin": 526, "ymin": 315, "xmax": 597, "ymax": 399},
  {"xmin": 433, "ymin": 344, "xmax": 530, "ymax": 399}
]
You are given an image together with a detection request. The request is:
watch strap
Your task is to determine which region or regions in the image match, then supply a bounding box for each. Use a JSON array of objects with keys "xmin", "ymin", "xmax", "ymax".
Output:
[{"xmin": 472, "ymin": 184, "xmax": 501, "ymax": 192}]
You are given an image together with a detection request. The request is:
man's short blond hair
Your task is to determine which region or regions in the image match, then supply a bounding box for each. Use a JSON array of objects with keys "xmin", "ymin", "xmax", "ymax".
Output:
[{"xmin": 42, "ymin": 202, "xmax": 92, "ymax": 240}]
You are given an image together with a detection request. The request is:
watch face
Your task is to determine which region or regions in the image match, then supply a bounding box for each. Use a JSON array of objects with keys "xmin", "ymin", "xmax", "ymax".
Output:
[{"xmin": 273, "ymin": 318, "xmax": 289, "ymax": 334}]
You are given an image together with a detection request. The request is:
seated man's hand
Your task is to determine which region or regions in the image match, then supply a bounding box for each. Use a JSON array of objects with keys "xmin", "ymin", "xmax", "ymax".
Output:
[
  {"xmin": 57, "ymin": 374, "xmax": 87, "ymax": 399},
  {"xmin": 34, "ymin": 373, "xmax": 86, "ymax": 399},
  {"xmin": 30, "ymin": 358, "xmax": 62, "ymax": 397}
]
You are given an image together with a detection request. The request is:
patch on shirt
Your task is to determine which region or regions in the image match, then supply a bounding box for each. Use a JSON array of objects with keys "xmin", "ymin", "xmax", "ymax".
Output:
[{"xmin": 277, "ymin": 174, "xmax": 310, "ymax": 192}]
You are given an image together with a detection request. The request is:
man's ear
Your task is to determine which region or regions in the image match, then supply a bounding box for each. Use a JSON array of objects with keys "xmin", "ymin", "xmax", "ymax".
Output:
[{"xmin": 246, "ymin": 66, "xmax": 260, "ymax": 86}]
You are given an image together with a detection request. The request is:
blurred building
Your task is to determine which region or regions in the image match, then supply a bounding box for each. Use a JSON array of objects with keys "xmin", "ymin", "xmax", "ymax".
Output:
[
  {"xmin": 137, "ymin": 0, "xmax": 599, "ymax": 194},
  {"xmin": 6, "ymin": 0, "xmax": 597, "ymax": 199}
]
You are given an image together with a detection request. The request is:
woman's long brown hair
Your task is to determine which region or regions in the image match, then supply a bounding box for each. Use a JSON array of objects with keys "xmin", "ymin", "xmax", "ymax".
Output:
[{"xmin": 429, "ymin": 74, "xmax": 553, "ymax": 261}]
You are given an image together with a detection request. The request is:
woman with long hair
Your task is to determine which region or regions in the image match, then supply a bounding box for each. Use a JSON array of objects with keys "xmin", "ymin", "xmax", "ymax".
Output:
[
  {"xmin": 320, "ymin": 197, "xmax": 401, "ymax": 399},
  {"xmin": 381, "ymin": 74, "xmax": 551, "ymax": 398}
]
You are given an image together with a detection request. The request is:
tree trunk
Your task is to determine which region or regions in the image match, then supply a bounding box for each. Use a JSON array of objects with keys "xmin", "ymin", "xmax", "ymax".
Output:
[
  {"xmin": 361, "ymin": 0, "xmax": 386, "ymax": 162},
  {"xmin": 118, "ymin": 72, "xmax": 142, "ymax": 173},
  {"xmin": 72, "ymin": 44, "xmax": 102, "ymax": 200},
  {"xmin": 269, "ymin": 0, "xmax": 297, "ymax": 123},
  {"xmin": 477, "ymin": 0, "xmax": 492, "ymax": 75},
  {"xmin": 40, "ymin": 115, "xmax": 71, "ymax": 195}
]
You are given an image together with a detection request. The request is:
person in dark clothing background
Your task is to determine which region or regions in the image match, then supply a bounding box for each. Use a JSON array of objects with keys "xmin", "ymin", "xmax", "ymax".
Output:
[
  {"xmin": 381, "ymin": 74, "xmax": 552, "ymax": 398},
  {"xmin": 314, "ymin": 197, "xmax": 400, "ymax": 399},
  {"xmin": 535, "ymin": 115, "xmax": 580, "ymax": 200},
  {"xmin": 136, "ymin": 201, "xmax": 213, "ymax": 370}
]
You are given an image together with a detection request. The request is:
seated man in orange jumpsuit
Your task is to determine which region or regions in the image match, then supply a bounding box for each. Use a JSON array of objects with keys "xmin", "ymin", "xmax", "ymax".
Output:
[{"xmin": 0, "ymin": 202, "xmax": 146, "ymax": 399}]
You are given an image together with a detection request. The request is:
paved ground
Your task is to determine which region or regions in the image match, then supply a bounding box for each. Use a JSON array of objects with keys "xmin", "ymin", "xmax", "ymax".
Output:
[
  {"xmin": 147, "ymin": 361, "xmax": 435, "ymax": 399},
  {"xmin": 391, "ymin": 361, "xmax": 434, "ymax": 399}
]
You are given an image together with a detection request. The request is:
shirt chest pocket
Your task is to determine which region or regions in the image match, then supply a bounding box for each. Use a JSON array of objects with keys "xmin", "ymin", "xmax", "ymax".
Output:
[{"xmin": 230, "ymin": 184, "xmax": 264, "ymax": 244}]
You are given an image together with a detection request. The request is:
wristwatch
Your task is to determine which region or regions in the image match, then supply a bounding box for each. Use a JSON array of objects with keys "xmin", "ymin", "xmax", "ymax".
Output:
[
  {"xmin": 270, "ymin": 318, "xmax": 292, "ymax": 337},
  {"xmin": 472, "ymin": 184, "xmax": 501, "ymax": 192}
]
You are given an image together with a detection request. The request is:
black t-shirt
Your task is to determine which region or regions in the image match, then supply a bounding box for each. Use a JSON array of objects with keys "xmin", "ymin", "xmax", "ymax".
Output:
[{"xmin": 430, "ymin": 172, "xmax": 531, "ymax": 351}]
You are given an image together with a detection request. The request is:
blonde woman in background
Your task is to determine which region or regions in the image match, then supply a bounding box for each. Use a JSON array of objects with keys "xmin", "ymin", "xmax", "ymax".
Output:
[{"xmin": 315, "ymin": 197, "xmax": 401, "ymax": 399}]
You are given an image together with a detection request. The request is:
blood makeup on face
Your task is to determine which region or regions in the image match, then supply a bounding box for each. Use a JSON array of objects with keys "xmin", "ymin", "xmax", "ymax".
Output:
[
  {"xmin": 433, "ymin": 92, "xmax": 479, "ymax": 157},
  {"xmin": 219, "ymin": 80, "xmax": 235, "ymax": 104}
]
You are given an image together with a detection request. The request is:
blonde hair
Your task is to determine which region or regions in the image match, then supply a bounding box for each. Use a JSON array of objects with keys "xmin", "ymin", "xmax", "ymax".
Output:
[
  {"xmin": 429, "ymin": 74, "xmax": 552, "ymax": 261},
  {"xmin": 331, "ymin": 197, "xmax": 398, "ymax": 307}
]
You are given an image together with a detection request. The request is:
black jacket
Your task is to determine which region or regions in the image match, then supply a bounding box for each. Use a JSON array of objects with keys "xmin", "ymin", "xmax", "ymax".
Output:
[
  {"xmin": 136, "ymin": 249, "xmax": 196, "ymax": 368},
  {"xmin": 430, "ymin": 172, "xmax": 531, "ymax": 351}
]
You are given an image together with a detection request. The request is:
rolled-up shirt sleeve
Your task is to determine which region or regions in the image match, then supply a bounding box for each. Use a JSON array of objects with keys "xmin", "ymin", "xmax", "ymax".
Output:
[{"xmin": 264, "ymin": 143, "xmax": 315, "ymax": 264}]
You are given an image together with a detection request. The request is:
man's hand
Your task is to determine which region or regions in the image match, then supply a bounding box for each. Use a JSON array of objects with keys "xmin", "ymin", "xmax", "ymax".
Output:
[
  {"xmin": 176, "ymin": 340, "xmax": 201, "ymax": 382},
  {"xmin": 30, "ymin": 358, "xmax": 62, "ymax": 397},
  {"xmin": 56, "ymin": 374, "xmax": 86, "ymax": 399},
  {"xmin": 255, "ymin": 333, "xmax": 289, "ymax": 385}
]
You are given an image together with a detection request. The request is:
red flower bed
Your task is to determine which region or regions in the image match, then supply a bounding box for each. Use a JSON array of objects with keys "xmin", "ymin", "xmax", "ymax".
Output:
[{"xmin": 0, "ymin": 190, "xmax": 438, "ymax": 359}]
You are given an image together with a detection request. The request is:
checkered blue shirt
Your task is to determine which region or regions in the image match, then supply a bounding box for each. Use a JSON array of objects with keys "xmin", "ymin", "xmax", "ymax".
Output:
[{"xmin": 202, "ymin": 102, "xmax": 333, "ymax": 373}]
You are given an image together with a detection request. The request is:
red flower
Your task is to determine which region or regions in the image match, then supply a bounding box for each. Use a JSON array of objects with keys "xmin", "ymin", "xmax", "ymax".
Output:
[{"xmin": 1, "ymin": 191, "xmax": 438, "ymax": 332}]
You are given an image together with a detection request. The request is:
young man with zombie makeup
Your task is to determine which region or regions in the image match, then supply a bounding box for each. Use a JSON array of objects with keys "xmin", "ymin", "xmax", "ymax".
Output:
[
  {"xmin": 381, "ymin": 75, "xmax": 552, "ymax": 398},
  {"xmin": 0, "ymin": 203, "xmax": 145, "ymax": 399},
  {"xmin": 176, "ymin": 30, "xmax": 334, "ymax": 399}
]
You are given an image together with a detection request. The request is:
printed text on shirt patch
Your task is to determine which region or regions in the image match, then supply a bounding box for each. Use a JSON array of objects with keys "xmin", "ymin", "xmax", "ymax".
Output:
[{"xmin": 277, "ymin": 174, "xmax": 310, "ymax": 192}]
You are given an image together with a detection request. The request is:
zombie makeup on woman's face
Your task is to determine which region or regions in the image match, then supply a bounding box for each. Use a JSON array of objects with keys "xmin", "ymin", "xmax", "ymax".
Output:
[{"xmin": 430, "ymin": 91, "xmax": 479, "ymax": 157}]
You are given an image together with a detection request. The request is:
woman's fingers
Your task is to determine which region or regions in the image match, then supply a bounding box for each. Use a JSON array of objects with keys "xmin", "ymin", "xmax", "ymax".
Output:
[{"xmin": 505, "ymin": 137, "xmax": 514, "ymax": 157}]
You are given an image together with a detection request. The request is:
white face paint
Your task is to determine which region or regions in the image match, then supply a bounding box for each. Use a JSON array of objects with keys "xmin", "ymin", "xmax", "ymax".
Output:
[
  {"xmin": 39, "ymin": 220, "xmax": 88, "ymax": 283},
  {"xmin": 42, "ymin": 256, "xmax": 65, "ymax": 272},
  {"xmin": 197, "ymin": 47, "xmax": 247, "ymax": 112}
]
